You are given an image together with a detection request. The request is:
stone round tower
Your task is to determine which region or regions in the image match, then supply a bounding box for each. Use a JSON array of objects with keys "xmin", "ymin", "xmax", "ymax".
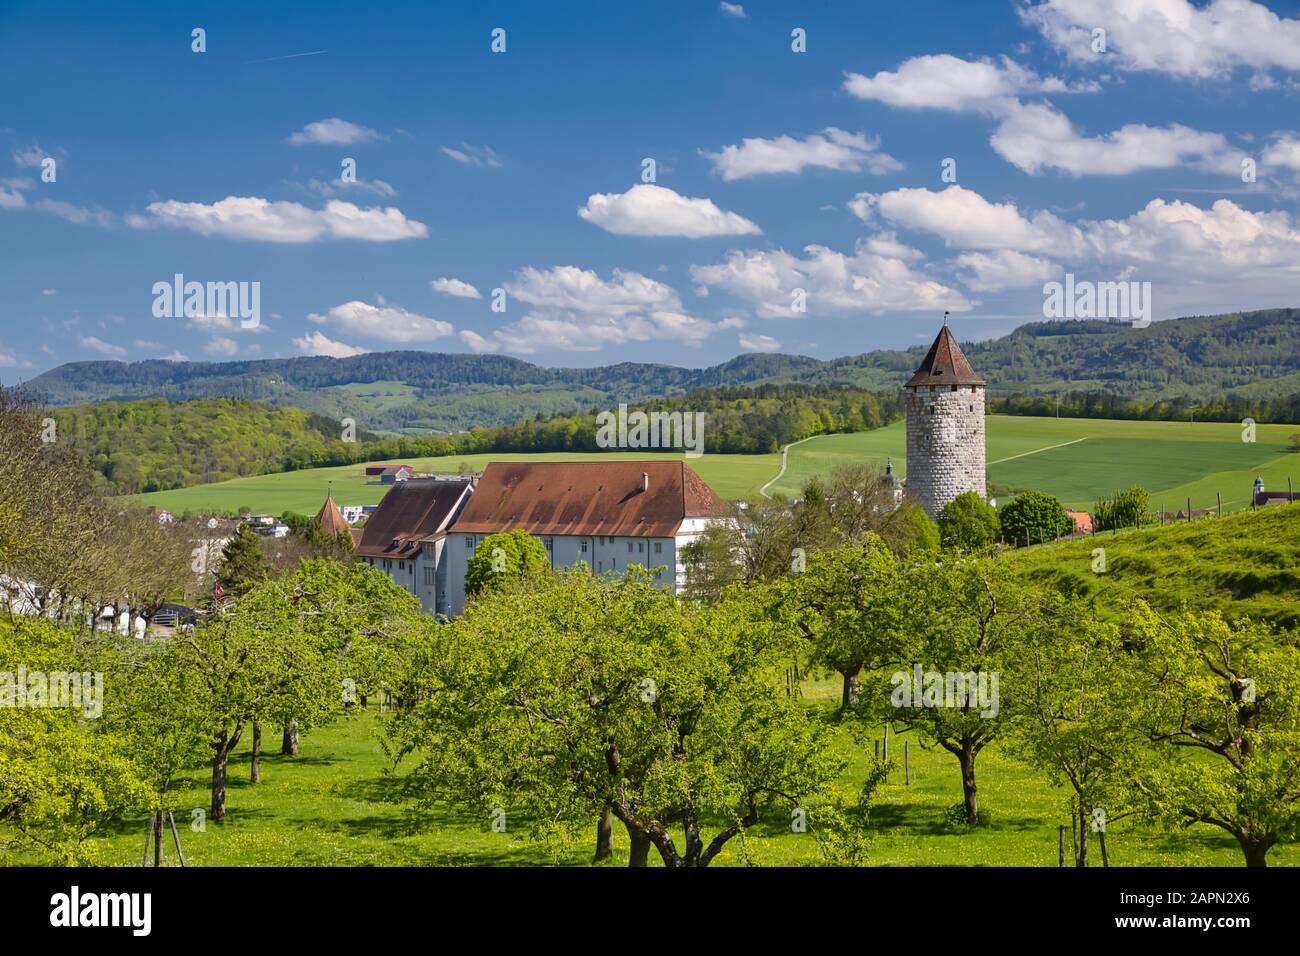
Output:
[{"xmin": 903, "ymin": 323, "xmax": 986, "ymax": 519}]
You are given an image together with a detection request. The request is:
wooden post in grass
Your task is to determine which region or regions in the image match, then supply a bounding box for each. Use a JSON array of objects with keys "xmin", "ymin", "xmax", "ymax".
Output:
[
  {"xmin": 1290, "ymin": 477, "xmax": 1294, "ymax": 503},
  {"xmin": 1098, "ymin": 828, "xmax": 1109, "ymax": 868},
  {"xmin": 1187, "ymin": 497, "xmax": 1192, "ymax": 521},
  {"xmin": 1217, "ymin": 492, "xmax": 1221, "ymax": 517},
  {"xmin": 1071, "ymin": 806, "xmax": 1079, "ymax": 865},
  {"xmin": 883, "ymin": 723, "xmax": 890, "ymax": 763},
  {"xmin": 1059, "ymin": 826, "xmax": 1066, "ymax": 868},
  {"xmin": 905, "ymin": 740, "xmax": 910, "ymax": 785},
  {"xmin": 167, "ymin": 811, "xmax": 186, "ymax": 867}
]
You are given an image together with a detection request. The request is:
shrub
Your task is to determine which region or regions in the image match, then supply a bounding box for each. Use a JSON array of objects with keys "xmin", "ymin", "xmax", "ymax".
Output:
[
  {"xmin": 999, "ymin": 490, "xmax": 1072, "ymax": 547},
  {"xmin": 937, "ymin": 491, "xmax": 1000, "ymax": 550},
  {"xmin": 1094, "ymin": 485, "xmax": 1149, "ymax": 531}
]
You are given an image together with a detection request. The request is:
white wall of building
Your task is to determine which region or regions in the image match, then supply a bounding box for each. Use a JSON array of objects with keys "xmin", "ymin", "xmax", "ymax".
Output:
[{"xmin": 443, "ymin": 531, "xmax": 684, "ymax": 617}]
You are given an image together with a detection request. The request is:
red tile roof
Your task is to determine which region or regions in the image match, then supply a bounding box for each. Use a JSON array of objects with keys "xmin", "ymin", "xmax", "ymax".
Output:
[
  {"xmin": 355, "ymin": 479, "xmax": 472, "ymax": 559},
  {"xmin": 450, "ymin": 460, "xmax": 728, "ymax": 538},
  {"xmin": 904, "ymin": 325, "xmax": 986, "ymax": 388}
]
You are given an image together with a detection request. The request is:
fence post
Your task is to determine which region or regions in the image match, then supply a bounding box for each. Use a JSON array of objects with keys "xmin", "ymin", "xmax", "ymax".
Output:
[
  {"xmin": 883, "ymin": 723, "xmax": 889, "ymax": 763},
  {"xmin": 1217, "ymin": 492, "xmax": 1221, "ymax": 517},
  {"xmin": 905, "ymin": 740, "xmax": 910, "ymax": 785}
]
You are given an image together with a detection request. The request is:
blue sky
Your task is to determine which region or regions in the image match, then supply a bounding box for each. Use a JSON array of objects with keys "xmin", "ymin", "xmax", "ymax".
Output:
[{"xmin": 3, "ymin": 0, "xmax": 1300, "ymax": 383}]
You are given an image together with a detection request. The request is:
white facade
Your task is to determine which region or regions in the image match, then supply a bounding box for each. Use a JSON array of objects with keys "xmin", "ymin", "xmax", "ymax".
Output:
[{"xmin": 442, "ymin": 530, "xmax": 688, "ymax": 617}]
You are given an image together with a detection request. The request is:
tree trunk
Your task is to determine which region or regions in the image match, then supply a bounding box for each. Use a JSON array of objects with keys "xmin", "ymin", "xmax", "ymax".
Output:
[
  {"xmin": 152, "ymin": 811, "xmax": 164, "ymax": 867},
  {"xmin": 281, "ymin": 720, "xmax": 299, "ymax": 756},
  {"xmin": 626, "ymin": 826, "xmax": 652, "ymax": 868},
  {"xmin": 1238, "ymin": 835, "xmax": 1272, "ymax": 868},
  {"xmin": 250, "ymin": 722, "xmax": 262, "ymax": 784},
  {"xmin": 594, "ymin": 805, "xmax": 614, "ymax": 862},
  {"xmin": 211, "ymin": 725, "xmax": 241, "ymax": 823},
  {"xmin": 840, "ymin": 668, "xmax": 860, "ymax": 712},
  {"xmin": 959, "ymin": 744, "xmax": 979, "ymax": 825},
  {"xmin": 1076, "ymin": 802, "xmax": 1089, "ymax": 867}
]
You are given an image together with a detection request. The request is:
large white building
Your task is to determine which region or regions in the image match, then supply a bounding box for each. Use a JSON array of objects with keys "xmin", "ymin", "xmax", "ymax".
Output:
[
  {"xmin": 443, "ymin": 460, "xmax": 728, "ymax": 617},
  {"xmin": 352, "ymin": 478, "xmax": 475, "ymax": 615}
]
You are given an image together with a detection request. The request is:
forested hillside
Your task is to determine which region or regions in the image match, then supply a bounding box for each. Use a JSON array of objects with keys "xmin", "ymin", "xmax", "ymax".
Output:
[
  {"xmin": 25, "ymin": 310, "xmax": 1300, "ymax": 434},
  {"xmin": 53, "ymin": 399, "xmax": 380, "ymax": 495},
  {"xmin": 58, "ymin": 385, "xmax": 899, "ymax": 495}
]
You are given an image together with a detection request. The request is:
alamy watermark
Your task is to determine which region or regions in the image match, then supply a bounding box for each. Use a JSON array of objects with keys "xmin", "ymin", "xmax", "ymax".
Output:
[
  {"xmin": 595, "ymin": 403, "xmax": 705, "ymax": 459},
  {"xmin": 0, "ymin": 665, "xmax": 103, "ymax": 718},
  {"xmin": 1043, "ymin": 274, "xmax": 1151, "ymax": 328},
  {"xmin": 152, "ymin": 273, "xmax": 260, "ymax": 328},
  {"xmin": 890, "ymin": 664, "xmax": 999, "ymax": 718}
]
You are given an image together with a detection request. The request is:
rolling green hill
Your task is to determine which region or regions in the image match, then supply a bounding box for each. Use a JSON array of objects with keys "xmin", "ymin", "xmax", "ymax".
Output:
[
  {"xmin": 1005, "ymin": 503, "xmax": 1300, "ymax": 630},
  {"xmin": 768, "ymin": 415, "xmax": 1300, "ymax": 511},
  {"xmin": 25, "ymin": 309, "xmax": 1300, "ymax": 434},
  {"xmin": 125, "ymin": 415, "xmax": 1300, "ymax": 518}
]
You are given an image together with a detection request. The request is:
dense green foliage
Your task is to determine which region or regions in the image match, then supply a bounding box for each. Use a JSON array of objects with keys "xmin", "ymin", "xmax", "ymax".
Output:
[
  {"xmin": 999, "ymin": 490, "xmax": 1074, "ymax": 547},
  {"xmin": 464, "ymin": 530, "xmax": 551, "ymax": 599},
  {"xmin": 1093, "ymin": 485, "xmax": 1150, "ymax": 532},
  {"xmin": 52, "ymin": 398, "xmax": 381, "ymax": 495},
  {"xmin": 936, "ymin": 491, "xmax": 1001, "ymax": 549}
]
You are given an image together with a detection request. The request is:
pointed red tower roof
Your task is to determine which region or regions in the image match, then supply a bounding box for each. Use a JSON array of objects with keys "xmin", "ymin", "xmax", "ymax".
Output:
[
  {"xmin": 904, "ymin": 324, "xmax": 985, "ymax": 388},
  {"xmin": 315, "ymin": 492, "xmax": 352, "ymax": 542}
]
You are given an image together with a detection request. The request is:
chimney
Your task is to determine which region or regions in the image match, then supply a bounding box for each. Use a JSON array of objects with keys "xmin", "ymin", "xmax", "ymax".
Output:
[{"xmin": 642, "ymin": 472, "xmax": 649, "ymax": 492}]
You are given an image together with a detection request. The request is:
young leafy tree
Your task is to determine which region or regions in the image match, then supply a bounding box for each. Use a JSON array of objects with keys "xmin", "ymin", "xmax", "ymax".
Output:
[
  {"xmin": 883, "ymin": 557, "xmax": 1040, "ymax": 825},
  {"xmin": 0, "ymin": 619, "xmax": 150, "ymax": 862},
  {"xmin": 1007, "ymin": 604, "xmax": 1141, "ymax": 865},
  {"xmin": 1125, "ymin": 604, "xmax": 1300, "ymax": 867},
  {"xmin": 215, "ymin": 522, "xmax": 272, "ymax": 598},
  {"xmin": 390, "ymin": 568, "xmax": 842, "ymax": 867},
  {"xmin": 464, "ymin": 529, "xmax": 550, "ymax": 598},
  {"xmin": 769, "ymin": 534, "xmax": 906, "ymax": 712},
  {"xmin": 176, "ymin": 581, "xmax": 336, "ymax": 822},
  {"xmin": 998, "ymin": 490, "xmax": 1073, "ymax": 547},
  {"xmin": 936, "ymin": 491, "xmax": 1000, "ymax": 551}
]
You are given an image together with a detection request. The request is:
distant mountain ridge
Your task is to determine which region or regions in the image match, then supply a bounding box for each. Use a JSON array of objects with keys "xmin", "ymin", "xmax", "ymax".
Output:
[{"xmin": 24, "ymin": 309, "xmax": 1300, "ymax": 433}]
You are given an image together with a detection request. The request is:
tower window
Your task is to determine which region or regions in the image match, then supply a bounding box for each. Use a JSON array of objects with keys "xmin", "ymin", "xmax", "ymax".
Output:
[
  {"xmin": 929, "ymin": 405, "xmax": 936, "ymax": 414},
  {"xmin": 950, "ymin": 385, "xmax": 958, "ymax": 392}
]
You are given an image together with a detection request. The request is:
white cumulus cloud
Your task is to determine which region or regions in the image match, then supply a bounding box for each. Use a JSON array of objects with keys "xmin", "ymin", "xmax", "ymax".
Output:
[
  {"xmin": 307, "ymin": 300, "xmax": 453, "ymax": 343},
  {"xmin": 703, "ymin": 128, "xmax": 902, "ymax": 180},
  {"xmin": 578, "ymin": 184, "xmax": 760, "ymax": 238},
  {"xmin": 126, "ymin": 196, "xmax": 427, "ymax": 242},
  {"xmin": 431, "ymin": 277, "xmax": 482, "ymax": 299},
  {"xmin": 293, "ymin": 331, "xmax": 370, "ymax": 357},
  {"xmin": 288, "ymin": 118, "xmax": 383, "ymax": 145}
]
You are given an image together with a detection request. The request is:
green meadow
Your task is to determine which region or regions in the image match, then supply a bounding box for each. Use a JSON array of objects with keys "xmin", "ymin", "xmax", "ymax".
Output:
[
  {"xmin": 769, "ymin": 416, "xmax": 1298, "ymax": 511},
  {"xmin": 124, "ymin": 415, "xmax": 1300, "ymax": 516}
]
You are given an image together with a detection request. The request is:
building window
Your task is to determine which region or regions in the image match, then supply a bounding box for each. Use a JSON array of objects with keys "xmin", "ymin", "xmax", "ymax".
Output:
[
  {"xmin": 398, "ymin": 561, "xmax": 404, "ymax": 570},
  {"xmin": 424, "ymin": 567, "xmax": 435, "ymax": 586},
  {"xmin": 638, "ymin": 541, "xmax": 644, "ymax": 553},
  {"xmin": 580, "ymin": 540, "xmax": 588, "ymax": 554},
  {"xmin": 654, "ymin": 542, "xmax": 662, "ymax": 554},
  {"xmin": 929, "ymin": 405, "xmax": 936, "ymax": 414},
  {"xmin": 543, "ymin": 537, "xmax": 553, "ymax": 551},
  {"xmin": 465, "ymin": 536, "xmax": 473, "ymax": 547},
  {"xmin": 950, "ymin": 385, "xmax": 958, "ymax": 392},
  {"xmin": 627, "ymin": 542, "xmax": 633, "ymax": 553}
]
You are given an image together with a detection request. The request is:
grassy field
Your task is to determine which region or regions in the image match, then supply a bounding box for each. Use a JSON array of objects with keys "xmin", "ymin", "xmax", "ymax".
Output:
[
  {"xmin": 53, "ymin": 679, "xmax": 1294, "ymax": 867},
  {"xmin": 1005, "ymin": 502, "xmax": 1300, "ymax": 629},
  {"xmin": 124, "ymin": 415, "xmax": 1300, "ymax": 516},
  {"xmin": 769, "ymin": 416, "xmax": 1299, "ymax": 510},
  {"xmin": 125, "ymin": 450, "xmax": 779, "ymax": 516}
]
